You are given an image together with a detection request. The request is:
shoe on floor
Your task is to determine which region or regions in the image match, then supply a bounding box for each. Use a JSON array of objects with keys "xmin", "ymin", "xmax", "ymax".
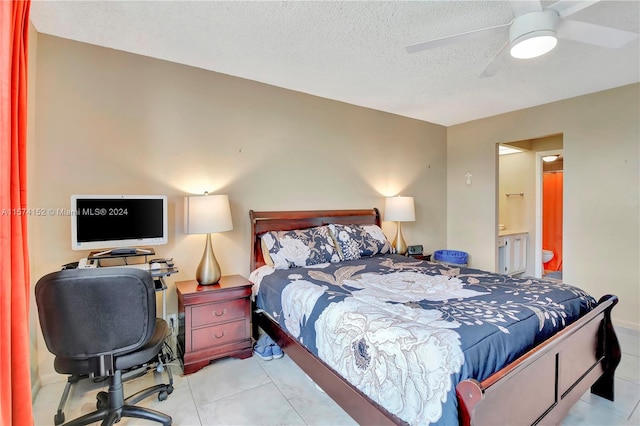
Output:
[
  {"xmin": 261, "ymin": 334, "xmax": 276, "ymax": 346},
  {"xmin": 253, "ymin": 342, "xmax": 273, "ymax": 361},
  {"xmin": 256, "ymin": 334, "xmax": 273, "ymax": 346},
  {"xmin": 271, "ymin": 343, "xmax": 284, "ymax": 359}
]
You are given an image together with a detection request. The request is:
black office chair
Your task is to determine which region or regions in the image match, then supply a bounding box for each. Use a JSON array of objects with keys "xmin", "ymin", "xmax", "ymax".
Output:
[{"xmin": 36, "ymin": 268, "xmax": 173, "ymax": 426}]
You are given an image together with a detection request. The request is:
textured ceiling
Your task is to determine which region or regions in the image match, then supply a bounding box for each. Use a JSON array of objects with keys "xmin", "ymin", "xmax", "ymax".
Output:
[{"xmin": 30, "ymin": 0, "xmax": 640, "ymax": 126}]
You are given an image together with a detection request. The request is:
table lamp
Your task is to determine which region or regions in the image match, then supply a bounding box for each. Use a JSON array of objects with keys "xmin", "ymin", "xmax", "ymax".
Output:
[
  {"xmin": 184, "ymin": 193, "xmax": 233, "ymax": 285},
  {"xmin": 385, "ymin": 196, "xmax": 415, "ymax": 255}
]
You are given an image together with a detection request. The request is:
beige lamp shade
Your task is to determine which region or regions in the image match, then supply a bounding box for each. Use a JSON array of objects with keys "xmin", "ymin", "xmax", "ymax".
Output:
[
  {"xmin": 184, "ymin": 193, "xmax": 233, "ymax": 285},
  {"xmin": 184, "ymin": 194, "xmax": 233, "ymax": 235},
  {"xmin": 385, "ymin": 196, "xmax": 415, "ymax": 255},
  {"xmin": 384, "ymin": 196, "xmax": 415, "ymax": 222}
]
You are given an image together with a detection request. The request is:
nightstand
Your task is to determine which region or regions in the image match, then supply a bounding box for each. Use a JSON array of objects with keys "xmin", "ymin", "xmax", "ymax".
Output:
[
  {"xmin": 407, "ymin": 253, "xmax": 431, "ymax": 261},
  {"xmin": 176, "ymin": 275, "xmax": 253, "ymax": 375}
]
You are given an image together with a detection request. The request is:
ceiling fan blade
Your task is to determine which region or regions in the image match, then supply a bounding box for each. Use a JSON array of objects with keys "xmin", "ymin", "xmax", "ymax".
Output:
[
  {"xmin": 548, "ymin": 0, "xmax": 600, "ymax": 18},
  {"xmin": 509, "ymin": 0, "xmax": 542, "ymax": 17},
  {"xmin": 557, "ymin": 19, "xmax": 639, "ymax": 48},
  {"xmin": 479, "ymin": 41, "xmax": 510, "ymax": 78},
  {"xmin": 406, "ymin": 23, "xmax": 510, "ymax": 54}
]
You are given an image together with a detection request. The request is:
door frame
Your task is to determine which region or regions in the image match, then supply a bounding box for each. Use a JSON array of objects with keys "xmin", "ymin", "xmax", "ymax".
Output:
[{"xmin": 535, "ymin": 149, "xmax": 563, "ymax": 278}]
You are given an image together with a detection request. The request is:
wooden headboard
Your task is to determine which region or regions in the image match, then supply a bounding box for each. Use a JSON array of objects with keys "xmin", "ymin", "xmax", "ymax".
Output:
[{"xmin": 249, "ymin": 208, "xmax": 381, "ymax": 272}]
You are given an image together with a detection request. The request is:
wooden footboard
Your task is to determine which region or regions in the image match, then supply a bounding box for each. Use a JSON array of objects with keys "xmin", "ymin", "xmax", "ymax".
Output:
[{"xmin": 456, "ymin": 294, "xmax": 620, "ymax": 426}]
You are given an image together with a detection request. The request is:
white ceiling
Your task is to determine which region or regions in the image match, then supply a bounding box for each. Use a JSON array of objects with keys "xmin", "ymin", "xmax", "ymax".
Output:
[{"xmin": 29, "ymin": 0, "xmax": 640, "ymax": 126}]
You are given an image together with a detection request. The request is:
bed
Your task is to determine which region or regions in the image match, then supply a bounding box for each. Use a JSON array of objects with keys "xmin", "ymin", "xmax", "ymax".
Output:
[{"xmin": 249, "ymin": 208, "xmax": 620, "ymax": 425}]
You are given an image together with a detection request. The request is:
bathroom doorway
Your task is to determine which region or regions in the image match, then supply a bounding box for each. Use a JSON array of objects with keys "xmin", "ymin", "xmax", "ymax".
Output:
[
  {"xmin": 538, "ymin": 149, "xmax": 563, "ymax": 280},
  {"xmin": 498, "ymin": 134, "xmax": 563, "ymax": 279}
]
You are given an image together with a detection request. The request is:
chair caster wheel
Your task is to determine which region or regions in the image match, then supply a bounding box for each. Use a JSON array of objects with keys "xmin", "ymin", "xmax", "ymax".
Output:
[
  {"xmin": 96, "ymin": 391, "xmax": 108, "ymax": 410},
  {"xmin": 158, "ymin": 390, "xmax": 168, "ymax": 401},
  {"xmin": 54, "ymin": 412, "xmax": 65, "ymax": 425},
  {"xmin": 167, "ymin": 385, "xmax": 174, "ymax": 395}
]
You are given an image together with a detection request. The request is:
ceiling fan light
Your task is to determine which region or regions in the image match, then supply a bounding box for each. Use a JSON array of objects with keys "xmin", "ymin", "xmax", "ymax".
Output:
[
  {"xmin": 509, "ymin": 9, "xmax": 559, "ymax": 59},
  {"xmin": 510, "ymin": 32, "xmax": 557, "ymax": 59}
]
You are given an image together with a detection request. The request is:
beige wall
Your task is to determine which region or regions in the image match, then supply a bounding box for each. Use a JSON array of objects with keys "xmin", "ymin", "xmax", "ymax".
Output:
[
  {"xmin": 499, "ymin": 153, "xmax": 531, "ymax": 233},
  {"xmin": 448, "ymin": 84, "xmax": 640, "ymax": 329},
  {"xmin": 30, "ymin": 34, "xmax": 447, "ymax": 383}
]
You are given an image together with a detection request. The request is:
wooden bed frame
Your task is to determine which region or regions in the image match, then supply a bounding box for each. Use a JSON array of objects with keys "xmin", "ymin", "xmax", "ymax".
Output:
[{"xmin": 249, "ymin": 208, "xmax": 621, "ymax": 426}]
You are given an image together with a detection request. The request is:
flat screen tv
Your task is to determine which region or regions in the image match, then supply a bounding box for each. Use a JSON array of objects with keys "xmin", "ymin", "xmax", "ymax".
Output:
[{"xmin": 71, "ymin": 195, "xmax": 168, "ymax": 251}]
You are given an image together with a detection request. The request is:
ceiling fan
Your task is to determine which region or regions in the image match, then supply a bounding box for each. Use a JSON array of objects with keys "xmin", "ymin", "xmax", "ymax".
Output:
[{"xmin": 406, "ymin": 0, "xmax": 639, "ymax": 77}]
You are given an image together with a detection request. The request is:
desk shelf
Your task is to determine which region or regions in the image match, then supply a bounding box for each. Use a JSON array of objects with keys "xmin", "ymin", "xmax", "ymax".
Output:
[{"xmin": 88, "ymin": 248, "xmax": 156, "ymax": 265}]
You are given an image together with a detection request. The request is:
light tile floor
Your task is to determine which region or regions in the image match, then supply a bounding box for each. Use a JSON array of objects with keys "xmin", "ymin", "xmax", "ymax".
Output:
[{"xmin": 33, "ymin": 327, "xmax": 640, "ymax": 425}]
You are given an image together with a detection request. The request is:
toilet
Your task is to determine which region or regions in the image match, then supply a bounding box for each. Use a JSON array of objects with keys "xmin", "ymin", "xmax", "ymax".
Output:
[{"xmin": 542, "ymin": 249, "xmax": 554, "ymax": 264}]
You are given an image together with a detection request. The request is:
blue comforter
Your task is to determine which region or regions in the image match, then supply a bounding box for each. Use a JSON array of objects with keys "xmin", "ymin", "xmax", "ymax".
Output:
[{"xmin": 251, "ymin": 254, "xmax": 596, "ymax": 425}]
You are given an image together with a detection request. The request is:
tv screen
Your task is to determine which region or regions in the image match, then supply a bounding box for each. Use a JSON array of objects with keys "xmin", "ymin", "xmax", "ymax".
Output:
[{"xmin": 71, "ymin": 195, "xmax": 168, "ymax": 251}]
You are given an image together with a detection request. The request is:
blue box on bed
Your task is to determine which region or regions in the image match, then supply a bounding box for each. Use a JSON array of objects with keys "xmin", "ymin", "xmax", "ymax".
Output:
[{"xmin": 433, "ymin": 250, "xmax": 468, "ymax": 265}]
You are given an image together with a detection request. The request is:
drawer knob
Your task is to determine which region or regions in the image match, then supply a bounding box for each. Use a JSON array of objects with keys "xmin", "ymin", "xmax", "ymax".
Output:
[
  {"xmin": 213, "ymin": 331, "xmax": 225, "ymax": 339},
  {"xmin": 212, "ymin": 308, "xmax": 227, "ymax": 317}
]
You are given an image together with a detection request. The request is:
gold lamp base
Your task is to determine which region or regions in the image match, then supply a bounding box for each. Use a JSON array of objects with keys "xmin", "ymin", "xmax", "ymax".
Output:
[
  {"xmin": 196, "ymin": 233, "xmax": 221, "ymax": 285},
  {"xmin": 392, "ymin": 221, "xmax": 408, "ymax": 255}
]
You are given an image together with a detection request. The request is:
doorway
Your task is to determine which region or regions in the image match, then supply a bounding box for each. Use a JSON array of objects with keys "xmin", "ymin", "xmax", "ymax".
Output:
[
  {"xmin": 537, "ymin": 150, "xmax": 563, "ymax": 280},
  {"xmin": 498, "ymin": 134, "xmax": 563, "ymax": 279}
]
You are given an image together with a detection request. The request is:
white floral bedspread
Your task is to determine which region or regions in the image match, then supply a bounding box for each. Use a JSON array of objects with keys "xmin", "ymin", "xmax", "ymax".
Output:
[{"xmin": 251, "ymin": 255, "xmax": 596, "ymax": 425}]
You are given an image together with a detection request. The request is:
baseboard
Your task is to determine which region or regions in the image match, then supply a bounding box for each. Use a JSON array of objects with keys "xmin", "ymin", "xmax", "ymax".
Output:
[
  {"xmin": 31, "ymin": 376, "xmax": 42, "ymax": 403},
  {"xmin": 38, "ymin": 371, "xmax": 67, "ymax": 388},
  {"xmin": 613, "ymin": 319, "xmax": 640, "ymax": 332}
]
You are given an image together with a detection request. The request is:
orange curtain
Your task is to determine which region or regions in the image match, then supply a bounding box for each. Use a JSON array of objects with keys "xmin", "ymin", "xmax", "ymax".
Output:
[
  {"xmin": 542, "ymin": 172, "xmax": 563, "ymax": 272},
  {"xmin": 0, "ymin": 1, "xmax": 33, "ymax": 425}
]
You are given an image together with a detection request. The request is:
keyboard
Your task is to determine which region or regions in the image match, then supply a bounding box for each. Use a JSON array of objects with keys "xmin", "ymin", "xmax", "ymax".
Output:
[
  {"xmin": 92, "ymin": 262, "xmax": 177, "ymax": 277},
  {"xmin": 103, "ymin": 263, "xmax": 150, "ymax": 271}
]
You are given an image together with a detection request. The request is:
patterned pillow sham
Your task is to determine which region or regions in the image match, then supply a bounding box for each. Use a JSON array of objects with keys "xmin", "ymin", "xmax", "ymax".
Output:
[
  {"xmin": 328, "ymin": 224, "xmax": 394, "ymax": 261},
  {"xmin": 261, "ymin": 225, "xmax": 341, "ymax": 269}
]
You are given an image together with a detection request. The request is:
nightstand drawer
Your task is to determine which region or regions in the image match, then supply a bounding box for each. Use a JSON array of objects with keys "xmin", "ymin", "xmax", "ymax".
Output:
[
  {"xmin": 191, "ymin": 298, "xmax": 247, "ymax": 328},
  {"xmin": 191, "ymin": 320, "xmax": 246, "ymax": 352}
]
